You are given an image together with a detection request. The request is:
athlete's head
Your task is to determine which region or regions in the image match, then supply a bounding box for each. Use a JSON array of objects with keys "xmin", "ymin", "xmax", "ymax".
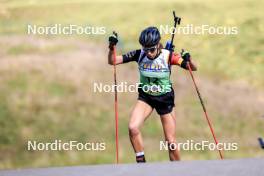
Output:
[{"xmin": 139, "ymin": 26, "xmax": 161, "ymax": 59}]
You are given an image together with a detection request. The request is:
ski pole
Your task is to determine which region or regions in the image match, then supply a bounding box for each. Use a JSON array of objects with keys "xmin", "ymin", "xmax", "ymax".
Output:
[
  {"xmin": 168, "ymin": 10, "xmax": 223, "ymax": 159},
  {"xmin": 169, "ymin": 11, "xmax": 181, "ymax": 51},
  {"xmin": 168, "ymin": 11, "xmax": 181, "ymax": 61},
  {"xmin": 186, "ymin": 62, "xmax": 224, "ymax": 159},
  {"xmin": 112, "ymin": 31, "xmax": 119, "ymax": 164}
]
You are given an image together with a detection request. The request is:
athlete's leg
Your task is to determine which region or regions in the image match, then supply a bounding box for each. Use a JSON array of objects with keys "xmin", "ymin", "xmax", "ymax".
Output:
[
  {"xmin": 160, "ymin": 108, "xmax": 180, "ymax": 161},
  {"xmin": 128, "ymin": 100, "xmax": 153, "ymax": 161}
]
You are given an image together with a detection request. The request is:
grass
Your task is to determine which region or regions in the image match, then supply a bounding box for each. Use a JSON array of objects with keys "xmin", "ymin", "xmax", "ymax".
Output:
[
  {"xmin": 6, "ymin": 44, "xmax": 75, "ymax": 55},
  {"xmin": 0, "ymin": 0, "xmax": 263, "ymax": 169},
  {"xmin": 1, "ymin": 0, "xmax": 263, "ymax": 87}
]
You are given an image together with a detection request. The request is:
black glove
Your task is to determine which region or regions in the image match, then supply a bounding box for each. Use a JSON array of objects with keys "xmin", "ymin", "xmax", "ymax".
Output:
[
  {"xmin": 181, "ymin": 49, "xmax": 191, "ymax": 62},
  {"xmin": 108, "ymin": 32, "xmax": 118, "ymax": 50}
]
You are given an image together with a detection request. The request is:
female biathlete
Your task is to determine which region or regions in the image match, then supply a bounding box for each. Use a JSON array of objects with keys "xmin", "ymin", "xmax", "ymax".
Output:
[{"xmin": 108, "ymin": 27, "xmax": 197, "ymax": 163}]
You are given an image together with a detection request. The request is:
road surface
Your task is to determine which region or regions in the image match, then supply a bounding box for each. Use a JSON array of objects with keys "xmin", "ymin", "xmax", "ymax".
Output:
[{"xmin": 0, "ymin": 158, "xmax": 263, "ymax": 176}]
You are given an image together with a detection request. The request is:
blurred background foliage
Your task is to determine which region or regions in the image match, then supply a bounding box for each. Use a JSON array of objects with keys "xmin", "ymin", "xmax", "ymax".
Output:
[{"xmin": 0, "ymin": 0, "xmax": 263, "ymax": 169}]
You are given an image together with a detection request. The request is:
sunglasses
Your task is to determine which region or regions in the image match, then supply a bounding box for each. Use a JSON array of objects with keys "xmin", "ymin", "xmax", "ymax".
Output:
[{"xmin": 143, "ymin": 45, "xmax": 157, "ymax": 53}]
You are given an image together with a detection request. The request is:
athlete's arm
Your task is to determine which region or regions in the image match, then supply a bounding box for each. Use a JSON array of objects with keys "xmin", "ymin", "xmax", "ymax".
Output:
[
  {"xmin": 108, "ymin": 50, "xmax": 123, "ymax": 65},
  {"xmin": 170, "ymin": 52, "xmax": 197, "ymax": 71},
  {"xmin": 108, "ymin": 33, "xmax": 123, "ymax": 65},
  {"xmin": 122, "ymin": 50, "xmax": 141, "ymax": 63},
  {"xmin": 108, "ymin": 49, "xmax": 141, "ymax": 65},
  {"xmin": 108, "ymin": 33, "xmax": 141, "ymax": 65}
]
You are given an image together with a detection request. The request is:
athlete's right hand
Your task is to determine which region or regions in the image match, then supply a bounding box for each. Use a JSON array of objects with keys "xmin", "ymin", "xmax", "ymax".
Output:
[{"xmin": 108, "ymin": 32, "xmax": 118, "ymax": 50}]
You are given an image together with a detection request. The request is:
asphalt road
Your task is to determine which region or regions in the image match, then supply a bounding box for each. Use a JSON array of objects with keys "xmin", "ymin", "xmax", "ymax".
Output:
[{"xmin": 0, "ymin": 158, "xmax": 263, "ymax": 176}]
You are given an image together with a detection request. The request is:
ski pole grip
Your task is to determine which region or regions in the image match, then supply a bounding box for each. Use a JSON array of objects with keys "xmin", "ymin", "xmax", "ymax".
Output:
[
  {"xmin": 173, "ymin": 11, "xmax": 181, "ymax": 25},
  {"xmin": 113, "ymin": 31, "xmax": 118, "ymax": 38}
]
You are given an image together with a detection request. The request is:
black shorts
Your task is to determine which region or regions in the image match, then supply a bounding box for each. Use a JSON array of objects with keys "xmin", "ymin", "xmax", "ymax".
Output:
[{"xmin": 138, "ymin": 88, "xmax": 175, "ymax": 115}]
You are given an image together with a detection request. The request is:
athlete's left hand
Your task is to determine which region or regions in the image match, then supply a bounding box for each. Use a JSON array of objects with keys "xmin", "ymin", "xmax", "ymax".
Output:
[{"xmin": 181, "ymin": 49, "xmax": 191, "ymax": 62}]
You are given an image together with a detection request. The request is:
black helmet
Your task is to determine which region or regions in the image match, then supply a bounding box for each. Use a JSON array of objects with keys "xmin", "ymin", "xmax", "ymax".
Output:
[{"xmin": 139, "ymin": 26, "xmax": 161, "ymax": 47}]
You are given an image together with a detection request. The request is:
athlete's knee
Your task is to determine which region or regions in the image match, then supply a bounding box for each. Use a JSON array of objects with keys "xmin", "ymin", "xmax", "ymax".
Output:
[
  {"xmin": 165, "ymin": 137, "xmax": 176, "ymax": 145},
  {"xmin": 128, "ymin": 123, "xmax": 140, "ymax": 137}
]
